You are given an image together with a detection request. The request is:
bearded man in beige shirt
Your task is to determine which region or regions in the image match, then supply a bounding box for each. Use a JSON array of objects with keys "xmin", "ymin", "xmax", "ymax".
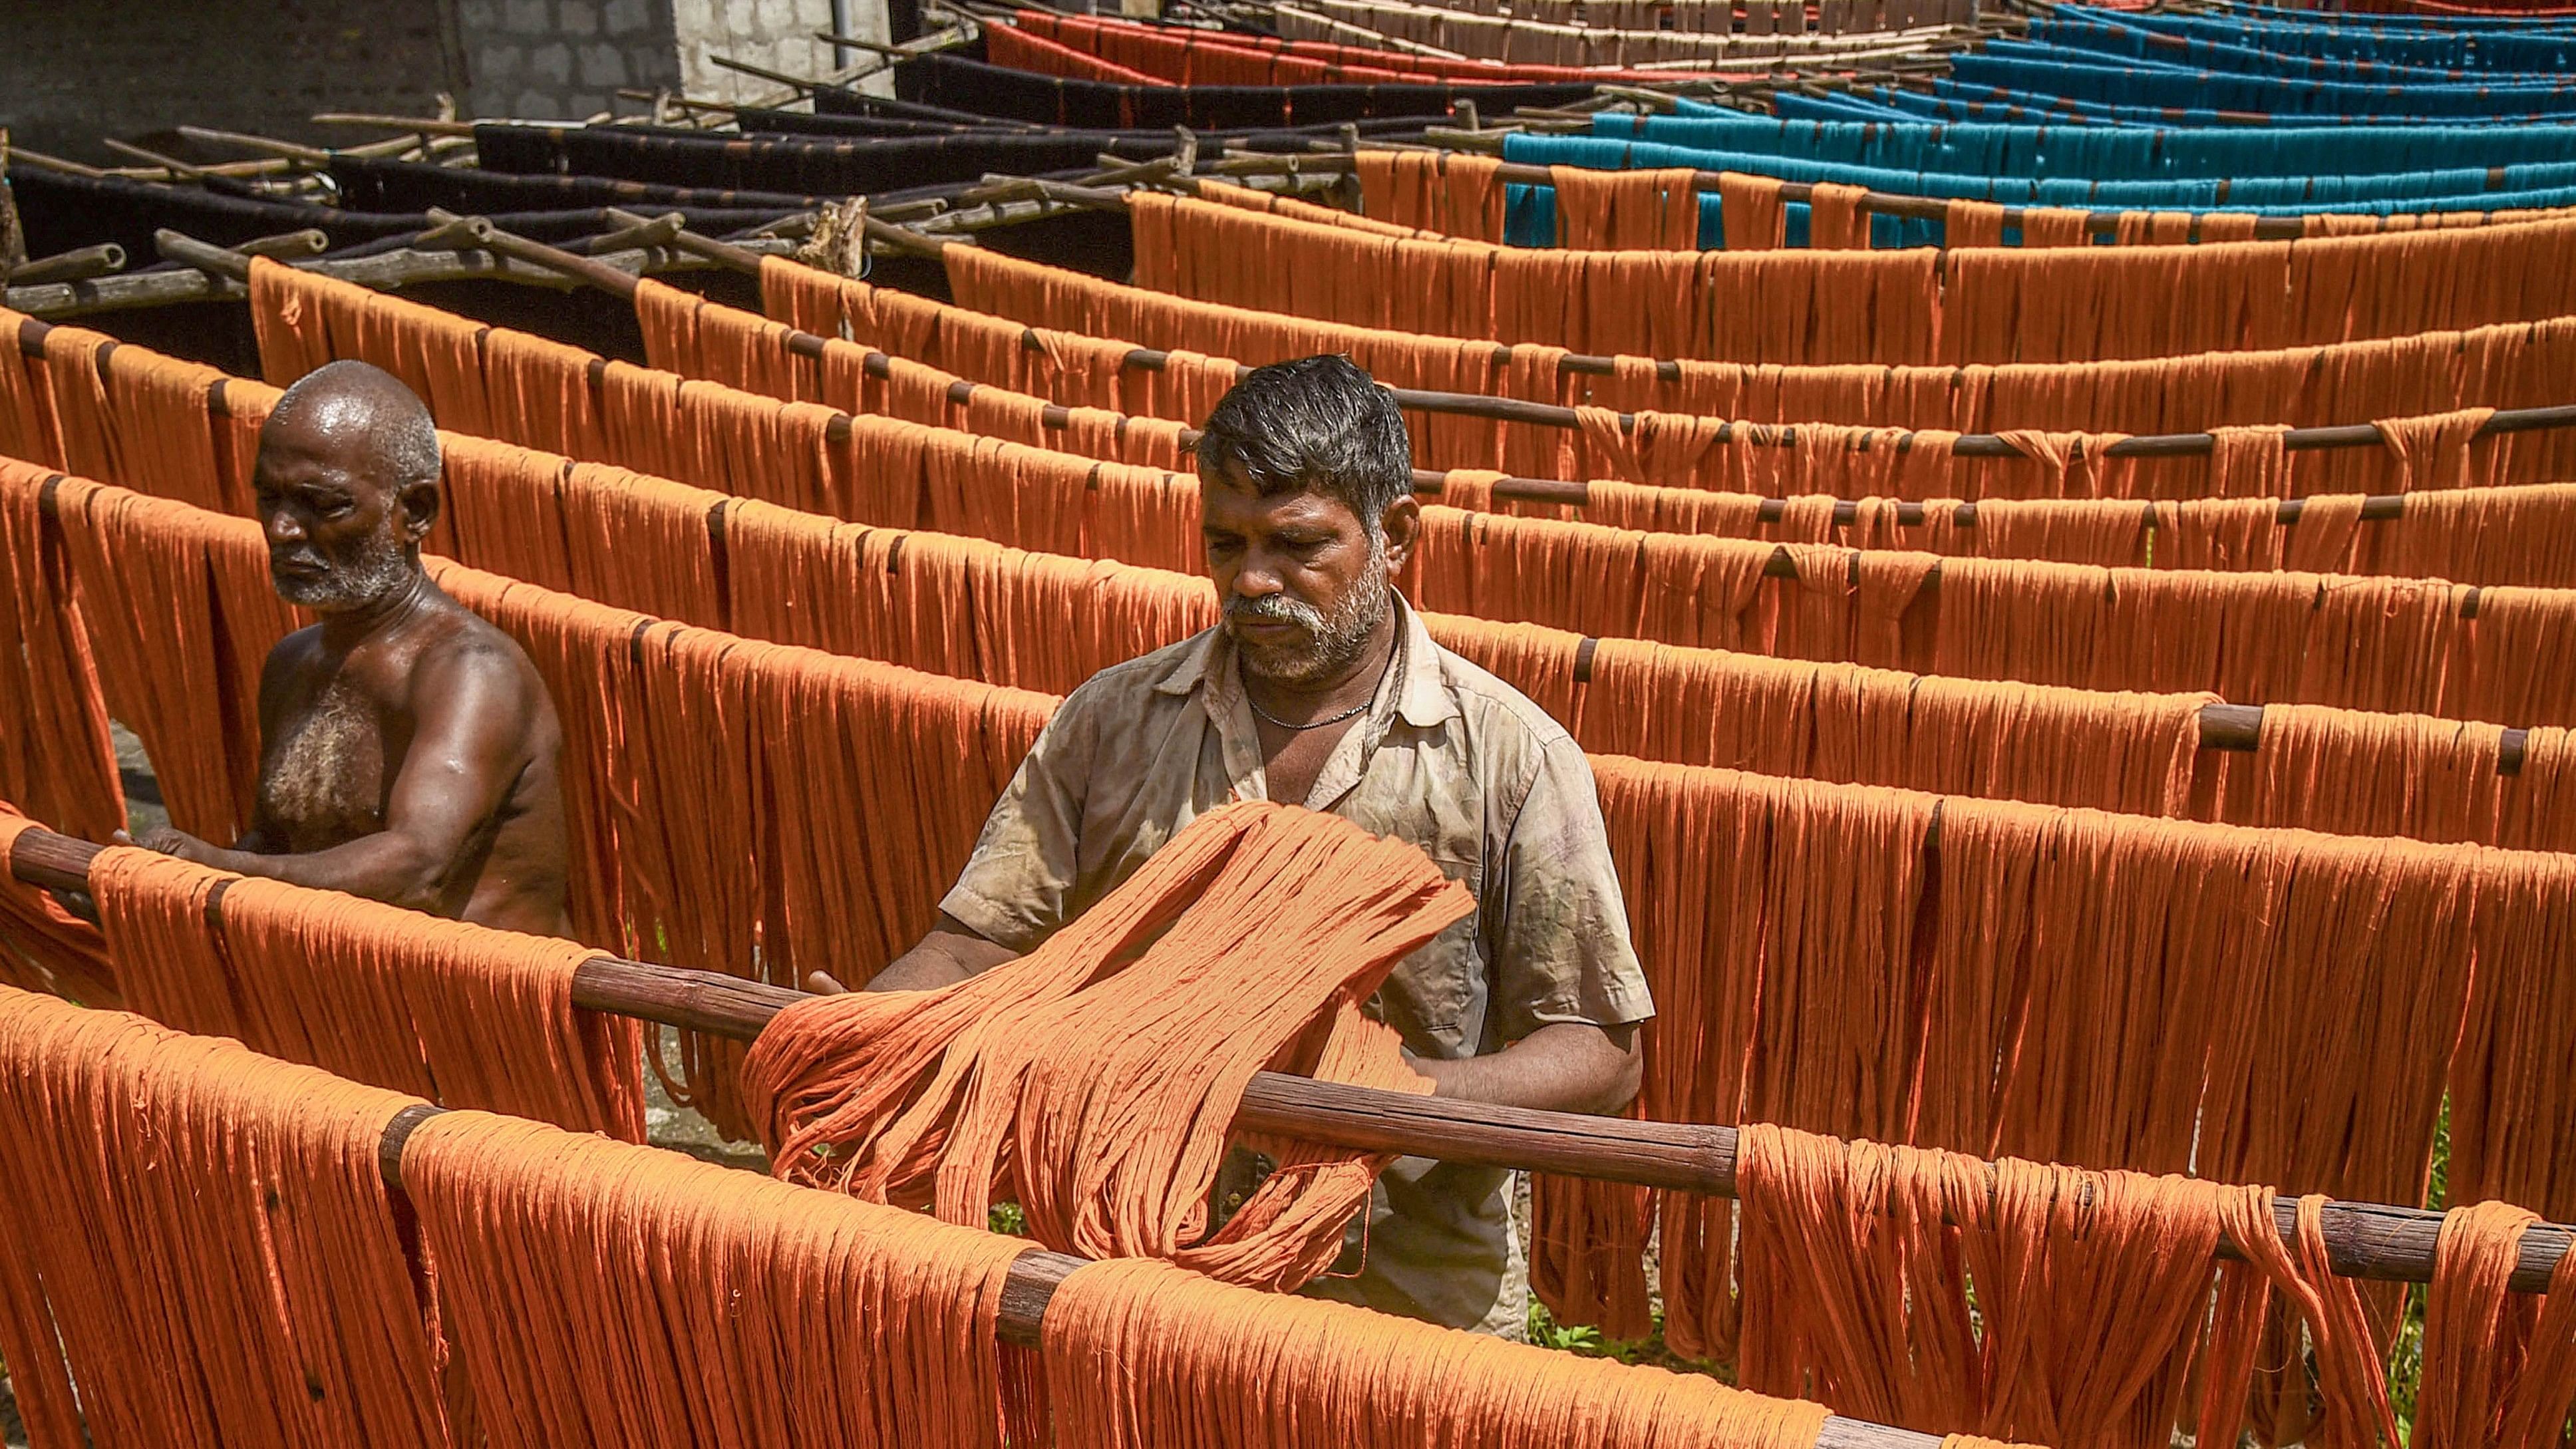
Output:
[{"xmin": 814, "ymin": 354, "xmax": 1653, "ymax": 1336}]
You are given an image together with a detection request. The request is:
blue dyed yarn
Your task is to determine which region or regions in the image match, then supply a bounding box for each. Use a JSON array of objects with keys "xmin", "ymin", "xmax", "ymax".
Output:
[
  {"xmin": 2029, "ymin": 15, "xmax": 2573, "ymax": 82},
  {"xmin": 1594, "ymin": 110, "xmax": 2576, "ymax": 175},
  {"xmin": 1958, "ymin": 46, "xmax": 2576, "ymax": 118}
]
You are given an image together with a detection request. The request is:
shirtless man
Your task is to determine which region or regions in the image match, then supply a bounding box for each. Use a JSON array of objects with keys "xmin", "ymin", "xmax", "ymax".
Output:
[{"xmin": 130, "ymin": 361, "xmax": 572, "ymax": 936}]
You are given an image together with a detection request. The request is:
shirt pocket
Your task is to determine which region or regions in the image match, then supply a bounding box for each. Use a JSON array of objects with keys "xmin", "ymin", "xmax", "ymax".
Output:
[{"xmin": 1368, "ymin": 852, "xmax": 1485, "ymax": 1058}]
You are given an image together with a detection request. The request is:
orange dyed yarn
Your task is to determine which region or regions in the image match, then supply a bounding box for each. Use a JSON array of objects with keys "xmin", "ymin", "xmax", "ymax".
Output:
[
  {"xmin": 744, "ymin": 801, "xmax": 1469, "ymax": 1292},
  {"xmin": 1541, "ymin": 760, "xmax": 2553, "ymax": 1356},
  {"xmin": 1193, "ymin": 177, "xmax": 1428, "ymax": 237},
  {"xmin": 404, "ymin": 1108, "xmax": 1040, "ymax": 1449},
  {"xmin": 25, "ymin": 455, "xmax": 2573, "ymax": 878},
  {"xmin": 1805, "ymin": 182, "xmax": 1870, "ymax": 250},
  {"xmin": 424, "ymin": 557, "xmax": 1054, "ymax": 1133},
  {"xmin": 2415, "ymin": 1200, "xmax": 2576, "ymax": 1449},
  {"xmin": 2450, "ymin": 850, "xmax": 2576, "ymax": 1225},
  {"xmin": 46, "ymin": 474, "xmax": 298, "ymax": 841},
  {"xmin": 86, "ymin": 844, "xmax": 645, "ymax": 1137},
  {"xmin": 0, "ymin": 318, "xmax": 61, "ymax": 464},
  {"xmin": 0, "ymin": 804, "xmax": 116, "ymax": 1006},
  {"xmin": 1045, "ymin": 1256, "xmax": 1831, "ymax": 1449},
  {"xmin": 0, "ymin": 985, "xmax": 450, "ymax": 1448},
  {"xmin": 15, "ymin": 470, "xmax": 2576, "ymax": 1236},
  {"xmin": 640, "ymin": 275, "xmax": 1198, "ymax": 472},
  {"xmin": 1353, "ymin": 148, "xmax": 1510, "ymax": 241},
  {"xmin": 1733, "ymin": 1124, "xmax": 2408, "ymax": 1449},
  {"xmin": 249, "ymin": 255, "xmax": 493, "ymax": 438},
  {"xmin": 201, "ymin": 271, "xmax": 2576, "ymax": 503},
  {"xmin": 1945, "ymin": 200, "xmax": 2007, "ymax": 248},
  {"xmin": 1722, "ymin": 174, "xmax": 1788, "ymax": 249},
  {"xmin": 761, "ymin": 257, "xmax": 1241, "ymax": 422},
  {"xmin": 0, "ymin": 458, "xmax": 120, "ymax": 842},
  {"xmin": 35, "ymin": 331, "xmax": 242, "ymax": 515},
  {"xmin": 929, "ymin": 246, "xmax": 2576, "ymax": 436},
  {"xmin": 1128, "ymin": 192, "xmax": 2576, "ymax": 365},
  {"xmin": 1551, "ymin": 165, "xmax": 1701, "ymax": 250}
]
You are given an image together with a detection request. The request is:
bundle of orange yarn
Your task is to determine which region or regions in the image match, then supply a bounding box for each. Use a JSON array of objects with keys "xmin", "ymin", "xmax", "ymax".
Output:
[{"xmin": 744, "ymin": 800, "xmax": 1473, "ymax": 1292}]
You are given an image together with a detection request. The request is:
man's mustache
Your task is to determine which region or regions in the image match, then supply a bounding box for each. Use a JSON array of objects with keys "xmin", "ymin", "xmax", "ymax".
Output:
[
  {"xmin": 1224, "ymin": 593, "xmax": 1325, "ymax": 630},
  {"xmin": 270, "ymin": 548, "xmax": 330, "ymax": 572}
]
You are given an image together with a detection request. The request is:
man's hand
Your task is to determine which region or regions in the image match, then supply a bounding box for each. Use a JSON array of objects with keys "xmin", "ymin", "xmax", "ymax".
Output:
[
  {"xmin": 803, "ymin": 918, "xmax": 1018, "ymax": 999},
  {"xmin": 114, "ymin": 826, "xmax": 224, "ymax": 867}
]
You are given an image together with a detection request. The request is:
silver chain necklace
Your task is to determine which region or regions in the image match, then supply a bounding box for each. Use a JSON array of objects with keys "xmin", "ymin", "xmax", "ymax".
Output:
[
  {"xmin": 1244, "ymin": 689, "xmax": 1371, "ymax": 732},
  {"xmin": 1239, "ymin": 643, "xmax": 1394, "ymax": 732}
]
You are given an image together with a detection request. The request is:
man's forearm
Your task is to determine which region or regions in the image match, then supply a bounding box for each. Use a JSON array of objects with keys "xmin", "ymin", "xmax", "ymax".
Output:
[
  {"xmin": 860, "ymin": 920, "xmax": 1021, "ymax": 992},
  {"xmin": 184, "ymin": 834, "xmax": 450, "ymax": 908},
  {"xmin": 864, "ymin": 945, "xmax": 979, "ymax": 992},
  {"xmin": 1407, "ymin": 1022, "xmax": 1642, "ymax": 1116}
]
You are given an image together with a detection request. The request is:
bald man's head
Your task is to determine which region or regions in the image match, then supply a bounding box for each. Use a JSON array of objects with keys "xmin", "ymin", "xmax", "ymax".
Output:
[{"xmin": 254, "ymin": 361, "xmax": 443, "ymax": 611}]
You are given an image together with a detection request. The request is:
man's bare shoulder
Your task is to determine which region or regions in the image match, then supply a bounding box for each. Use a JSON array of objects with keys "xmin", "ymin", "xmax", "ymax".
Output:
[
  {"xmin": 263, "ymin": 621, "xmax": 331, "ymax": 677},
  {"xmin": 405, "ymin": 595, "xmax": 551, "ymax": 715}
]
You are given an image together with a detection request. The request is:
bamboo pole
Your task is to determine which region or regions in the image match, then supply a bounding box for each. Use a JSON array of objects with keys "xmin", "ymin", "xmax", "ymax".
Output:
[
  {"xmin": 4, "ymin": 244, "xmax": 125, "ymax": 287},
  {"xmin": 100, "ymin": 137, "xmax": 301, "ymax": 181},
  {"xmin": 171, "ymin": 124, "xmax": 334, "ymax": 166},
  {"xmin": 4, "ymin": 820, "xmax": 2565, "ymax": 1298},
  {"xmin": 6, "ymin": 146, "xmax": 117, "ymax": 180},
  {"xmin": 234, "ymin": 228, "xmax": 332, "ymax": 261},
  {"xmin": 580, "ymin": 210, "xmax": 688, "ymax": 257},
  {"xmin": 5, "ymin": 226, "xmax": 796, "ymax": 322},
  {"xmin": 310, "ymin": 113, "xmax": 480, "ymax": 138}
]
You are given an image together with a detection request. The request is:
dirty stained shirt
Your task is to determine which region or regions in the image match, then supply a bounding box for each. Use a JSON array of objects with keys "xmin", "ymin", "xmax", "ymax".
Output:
[{"xmin": 939, "ymin": 595, "xmax": 1652, "ymax": 1331}]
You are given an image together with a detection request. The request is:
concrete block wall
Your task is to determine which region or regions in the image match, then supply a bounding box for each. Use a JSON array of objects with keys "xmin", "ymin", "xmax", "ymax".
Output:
[
  {"xmin": 454, "ymin": 0, "xmax": 687, "ymax": 121},
  {"xmin": 0, "ymin": 0, "xmax": 460, "ymax": 163},
  {"xmin": 0, "ymin": 0, "xmax": 897, "ymax": 162},
  {"xmin": 669, "ymin": 0, "xmax": 890, "ymax": 105}
]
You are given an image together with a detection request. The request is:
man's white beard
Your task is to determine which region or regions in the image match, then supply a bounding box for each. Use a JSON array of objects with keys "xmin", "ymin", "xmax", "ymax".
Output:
[
  {"xmin": 271, "ymin": 540, "xmax": 414, "ymax": 611},
  {"xmin": 1224, "ymin": 533, "xmax": 1390, "ymax": 687}
]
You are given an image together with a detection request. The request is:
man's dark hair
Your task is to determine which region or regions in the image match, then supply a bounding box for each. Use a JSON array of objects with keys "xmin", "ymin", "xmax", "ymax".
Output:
[{"xmin": 1194, "ymin": 354, "xmax": 1412, "ymax": 530}]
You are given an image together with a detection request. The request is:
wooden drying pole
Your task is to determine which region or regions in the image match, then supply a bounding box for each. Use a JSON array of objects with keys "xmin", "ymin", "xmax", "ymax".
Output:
[
  {"xmin": 7, "ymin": 820, "xmax": 2568, "ymax": 1323},
  {"xmin": 1, "ymin": 216, "xmax": 797, "ymax": 321}
]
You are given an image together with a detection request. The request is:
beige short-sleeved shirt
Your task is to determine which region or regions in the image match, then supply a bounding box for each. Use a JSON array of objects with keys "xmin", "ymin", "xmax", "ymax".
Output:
[{"xmin": 940, "ymin": 595, "xmax": 1652, "ymax": 1332}]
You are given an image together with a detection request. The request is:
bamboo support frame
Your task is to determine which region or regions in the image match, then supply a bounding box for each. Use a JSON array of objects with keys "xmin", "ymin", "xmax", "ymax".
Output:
[
  {"xmin": 5, "ymin": 822, "xmax": 2566, "ymax": 1309},
  {"xmin": 1, "ymin": 224, "xmax": 796, "ymax": 321}
]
